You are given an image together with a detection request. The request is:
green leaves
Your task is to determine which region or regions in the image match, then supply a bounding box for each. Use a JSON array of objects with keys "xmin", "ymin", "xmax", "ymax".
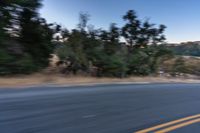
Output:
[
  {"xmin": 55, "ymin": 10, "xmax": 172, "ymax": 77},
  {"xmin": 0, "ymin": 0, "xmax": 54, "ymax": 75},
  {"xmin": 1, "ymin": 3, "xmax": 172, "ymax": 76},
  {"xmin": 122, "ymin": 10, "xmax": 166, "ymax": 50}
]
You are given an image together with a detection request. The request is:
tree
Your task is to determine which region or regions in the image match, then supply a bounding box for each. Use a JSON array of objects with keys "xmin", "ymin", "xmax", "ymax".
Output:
[
  {"xmin": 0, "ymin": 0, "xmax": 55, "ymax": 74},
  {"xmin": 122, "ymin": 10, "xmax": 166, "ymax": 52},
  {"xmin": 100, "ymin": 23, "xmax": 121, "ymax": 55},
  {"xmin": 56, "ymin": 12, "xmax": 92, "ymax": 74},
  {"xmin": 122, "ymin": 10, "xmax": 141, "ymax": 51},
  {"xmin": 56, "ymin": 10, "xmax": 171, "ymax": 77},
  {"xmin": 120, "ymin": 10, "xmax": 169, "ymax": 76},
  {"xmin": 78, "ymin": 12, "xmax": 90, "ymax": 32},
  {"xmin": 19, "ymin": 7, "xmax": 54, "ymax": 67},
  {"xmin": 94, "ymin": 23, "xmax": 128, "ymax": 77}
]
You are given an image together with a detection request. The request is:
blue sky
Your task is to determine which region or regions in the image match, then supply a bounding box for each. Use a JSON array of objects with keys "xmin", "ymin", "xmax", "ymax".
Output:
[{"xmin": 40, "ymin": 0, "xmax": 200, "ymax": 43}]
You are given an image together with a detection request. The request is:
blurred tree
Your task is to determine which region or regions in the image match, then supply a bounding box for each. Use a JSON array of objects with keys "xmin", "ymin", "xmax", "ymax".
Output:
[
  {"xmin": 1, "ymin": 3, "xmax": 173, "ymax": 77},
  {"xmin": 78, "ymin": 12, "xmax": 90, "ymax": 32},
  {"xmin": 122, "ymin": 10, "xmax": 166, "ymax": 51},
  {"xmin": 0, "ymin": 0, "xmax": 55, "ymax": 74},
  {"xmin": 19, "ymin": 7, "xmax": 54, "ymax": 68},
  {"xmin": 122, "ymin": 10, "xmax": 141, "ymax": 51},
  {"xmin": 56, "ymin": 10, "xmax": 171, "ymax": 77},
  {"xmin": 103, "ymin": 23, "xmax": 121, "ymax": 55}
]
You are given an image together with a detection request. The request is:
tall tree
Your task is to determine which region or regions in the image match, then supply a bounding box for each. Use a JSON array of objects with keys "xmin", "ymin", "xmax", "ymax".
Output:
[
  {"xmin": 122, "ymin": 10, "xmax": 141, "ymax": 50},
  {"xmin": 0, "ymin": 0, "xmax": 55, "ymax": 74},
  {"xmin": 100, "ymin": 23, "xmax": 120, "ymax": 55},
  {"xmin": 18, "ymin": 0, "xmax": 54, "ymax": 67},
  {"xmin": 122, "ymin": 10, "xmax": 166, "ymax": 51},
  {"xmin": 78, "ymin": 12, "xmax": 90, "ymax": 32}
]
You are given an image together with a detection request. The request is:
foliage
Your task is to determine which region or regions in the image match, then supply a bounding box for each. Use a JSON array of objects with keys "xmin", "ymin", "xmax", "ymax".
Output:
[
  {"xmin": 0, "ymin": 0, "xmax": 55, "ymax": 75},
  {"xmin": 168, "ymin": 42, "xmax": 200, "ymax": 56},
  {"xmin": 162, "ymin": 56, "xmax": 200, "ymax": 76},
  {"xmin": 56, "ymin": 10, "xmax": 171, "ymax": 77},
  {"xmin": 122, "ymin": 10, "xmax": 166, "ymax": 51},
  {"xmin": 1, "ymin": 3, "xmax": 172, "ymax": 77}
]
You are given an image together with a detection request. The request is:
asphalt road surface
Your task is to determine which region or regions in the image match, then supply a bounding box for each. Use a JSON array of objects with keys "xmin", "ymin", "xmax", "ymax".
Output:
[{"xmin": 0, "ymin": 83, "xmax": 200, "ymax": 133}]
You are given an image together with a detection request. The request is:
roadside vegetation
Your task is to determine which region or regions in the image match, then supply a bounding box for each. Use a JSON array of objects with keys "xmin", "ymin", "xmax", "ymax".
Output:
[
  {"xmin": 54, "ymin": 11, "xmax": 172, "ymax": 77},
  {"xmin": 1, "ymin": 0, "xmax": 200, "ymax": 78},
  {"xmin": 168, "ymin": 42, "xmax": 200, "ymax": 56},
  {"xmin": 161, "ymin": 56, "xmax": 200, "ymax": 77},
  {"xmin": 0, "ymin": 0, "xmax": 56, "ymax": 74}
]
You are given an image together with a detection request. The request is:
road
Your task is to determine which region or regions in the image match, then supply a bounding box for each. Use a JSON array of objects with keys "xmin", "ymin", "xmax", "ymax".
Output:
[{"xmin": 0, "ymin": 83, "xmax": 200, "ymax": 133}]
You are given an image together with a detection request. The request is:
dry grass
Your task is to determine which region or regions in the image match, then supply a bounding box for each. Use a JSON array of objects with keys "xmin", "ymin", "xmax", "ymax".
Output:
[
  {"xmin": 0, "ymin": 73, "xmax": 200, "ymax": 88},
  {"xmin": 161, "ymin": 56, "xmax": 200, "ymax": 75}
]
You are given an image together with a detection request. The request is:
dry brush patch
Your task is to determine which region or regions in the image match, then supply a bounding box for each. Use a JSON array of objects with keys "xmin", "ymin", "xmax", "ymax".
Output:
[{"xmin": 0, "ymin": 74, "xmax": 200, "ymax": 88}]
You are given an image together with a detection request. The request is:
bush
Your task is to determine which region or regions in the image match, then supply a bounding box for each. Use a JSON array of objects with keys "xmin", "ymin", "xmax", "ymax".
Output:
[
  {"xmin": 0, "ymin": 49, "xmax": 36, "ymax": 75},
  {"xmin": 98, "ymin": 54, "xmax": 128, "ymax": 77}
]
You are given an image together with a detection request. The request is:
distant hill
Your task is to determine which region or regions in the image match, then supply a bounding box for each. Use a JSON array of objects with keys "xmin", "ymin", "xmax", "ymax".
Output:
[{"xmin": 167, "ymin": 41, "xmax": 200, "ymax": 56}]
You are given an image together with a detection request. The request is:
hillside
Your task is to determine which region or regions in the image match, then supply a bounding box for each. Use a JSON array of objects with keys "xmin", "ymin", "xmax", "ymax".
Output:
[{"xmin": 167, "ymin": 41, "xmax": 200, "ymax": 56}]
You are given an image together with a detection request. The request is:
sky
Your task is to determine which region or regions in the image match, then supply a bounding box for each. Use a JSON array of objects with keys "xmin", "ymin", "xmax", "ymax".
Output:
[{"xmin": 40, "ymin": 0, "xmax": 200, "ymax": 43}]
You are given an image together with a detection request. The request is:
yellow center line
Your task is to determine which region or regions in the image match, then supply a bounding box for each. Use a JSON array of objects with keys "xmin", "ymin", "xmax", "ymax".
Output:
[
  {"xmin": 135, "ymin": 114, "xmax": 200, "ymax": 133},
  {"xmin": 155, "ymin": 118, "xmax": 200, "ymax": 133}
]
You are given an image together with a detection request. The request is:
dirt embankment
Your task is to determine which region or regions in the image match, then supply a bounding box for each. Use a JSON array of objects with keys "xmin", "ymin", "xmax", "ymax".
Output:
[{"xmin": 0, "ymin": 73, "xmax": 200, "ymax": 88}]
